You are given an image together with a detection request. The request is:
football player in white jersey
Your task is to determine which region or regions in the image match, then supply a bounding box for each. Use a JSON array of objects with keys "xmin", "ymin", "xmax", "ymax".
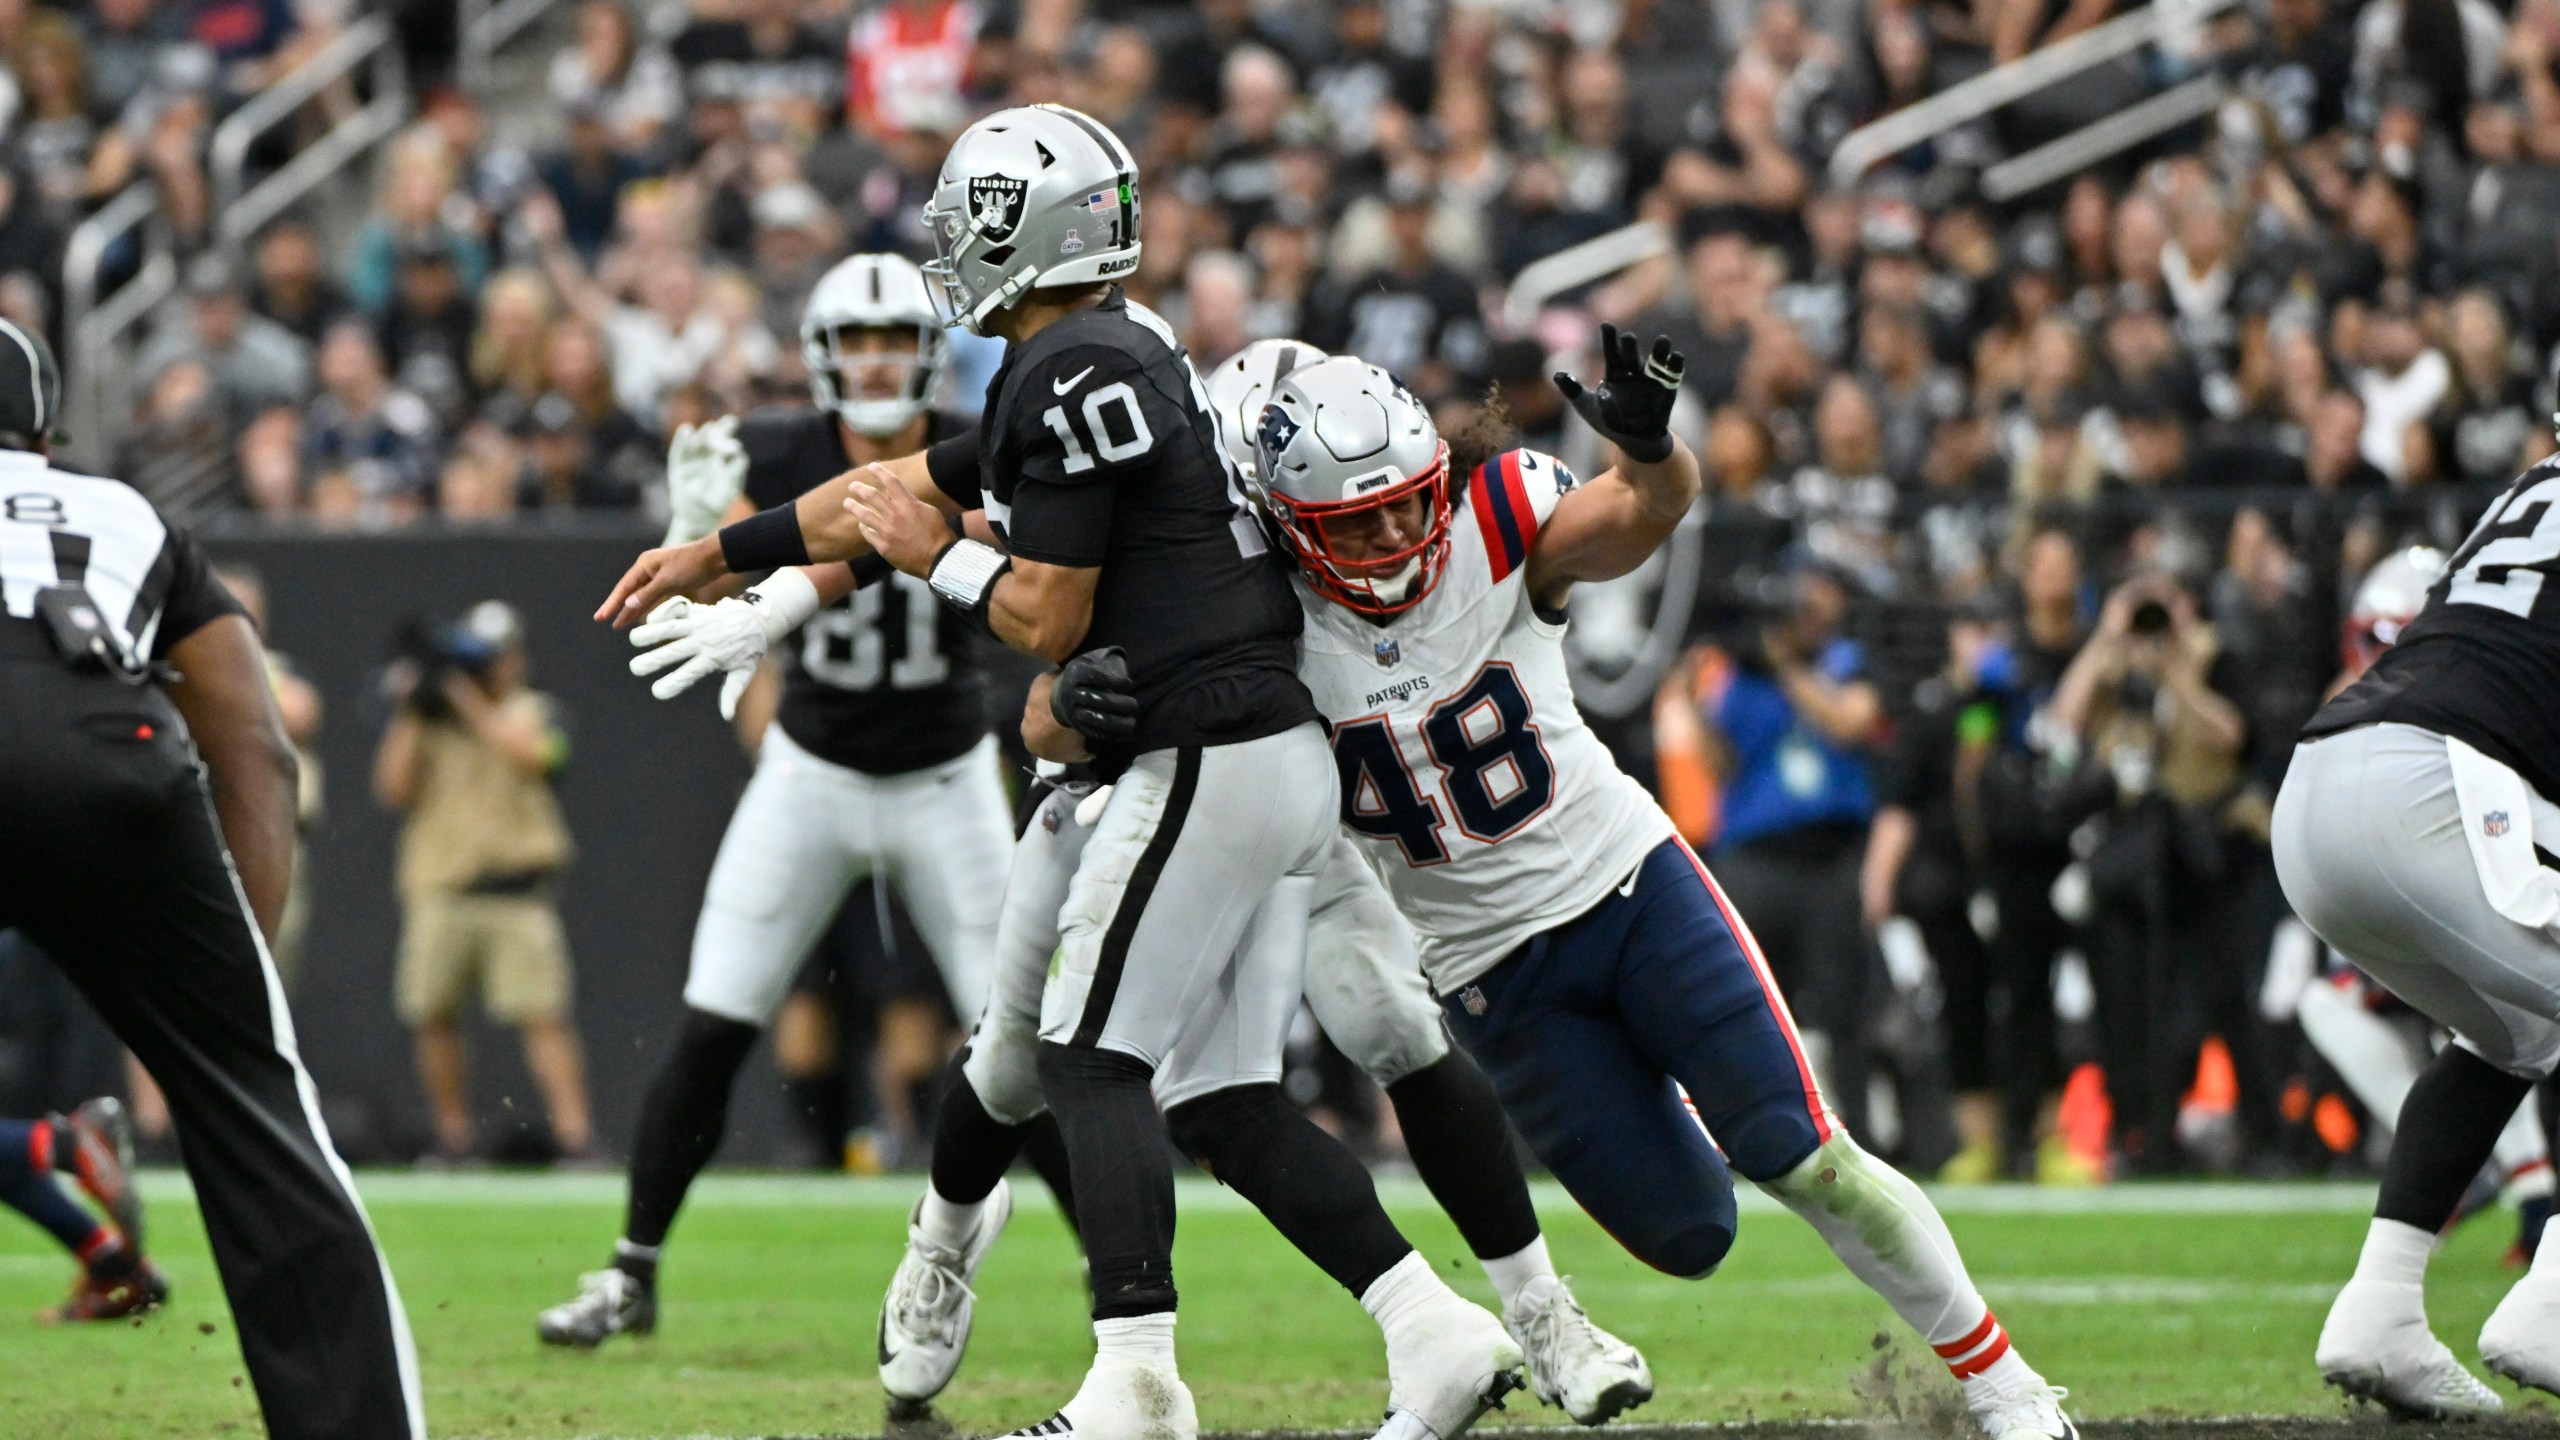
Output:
[{"xmin": 1205, "ymin": 330, "xmax": 2076, "ymax": 1440}]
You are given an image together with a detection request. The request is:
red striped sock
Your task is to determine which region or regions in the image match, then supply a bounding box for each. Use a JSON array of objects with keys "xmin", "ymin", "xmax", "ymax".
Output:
[{"xmin": 1935, "ymin": 1310, "xmax": 2012, "ymax": 1379}]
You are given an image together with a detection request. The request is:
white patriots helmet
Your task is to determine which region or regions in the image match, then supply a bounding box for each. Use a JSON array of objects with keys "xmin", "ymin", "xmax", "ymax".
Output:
[
  {"xmin": 921, "ymin": 104, "xmax": 1143, "ymax": 335},
  {"xmin": 2344, "ymin": 544, "xmax": 2446, "ymax": 673},
  {"xmin": 1253, "ymin": 356, "xmax": 1453, "ymax": 616},
  {"xmin": 1202, "ymin": 338, "xmax": 1326, "ymax": 481},
  {"xmin": 801, "ymin": 253, "xmax": 946, "ymax": 437}
]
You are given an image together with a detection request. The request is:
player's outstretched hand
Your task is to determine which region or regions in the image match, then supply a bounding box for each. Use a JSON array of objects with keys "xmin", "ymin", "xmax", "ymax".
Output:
[
  {"xmin": 1554, "ymin": 324, "xmax": 1685, "ymax": 464},
  {"xmin": 664, "ymin": 414, "xmax": 748, "ymax": 545},
  {"xmin": 843, "ymin": 463, "xmax": 948, "ymax": 577},
  {"xmin": 1051, "ymin": 646, "xmax": 1139, "ymax": 741},
  {"xmin": 628, "ymin": 598, "xmax": 758, "ymax": 719},
  {"xmin": 597, "ymin": 537, "xmax": 729, "ymax": 628}
]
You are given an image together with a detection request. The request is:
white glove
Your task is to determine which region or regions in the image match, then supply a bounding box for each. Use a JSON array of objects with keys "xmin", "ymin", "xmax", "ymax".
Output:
[
  {"xmin": 628, "ymin": 567, "xmax": 822, "ymax": 719},
  {"xmin": 662, "ymin": 414, "xmax": 749, "ymax": 546}
]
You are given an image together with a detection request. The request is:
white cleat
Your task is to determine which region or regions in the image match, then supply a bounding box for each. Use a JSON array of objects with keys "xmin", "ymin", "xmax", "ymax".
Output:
[
  {"xmin": 1506, "ymin": 1275, "xmax": 1652, "ymax": 1425},
  {"xmin": 1000, "ymin": 1358, "xmax": 1198, "ymax": 1440},
  {"xmin": 2316, "ymin": 1279, "xmax": 2502, "ymax": 1419},
  {"xmin": 1373, "ymin": 1292, "xmax": 1526, "ymax": 1440},
  {"xmin": 1961, "ymin": 1360, "xmax": 2077, "ymax": 1440},
  {"xmin": 2480, "ymin": 1264, "xmax": 2560, "ymax": 1398},
  {"xmin": 536, "ymin": 1267, "xmax": 655, "ymax": 1349},
  {"xmin": 879, "ymin": 1179, "xmax": 1013, "ymax": 1404}
]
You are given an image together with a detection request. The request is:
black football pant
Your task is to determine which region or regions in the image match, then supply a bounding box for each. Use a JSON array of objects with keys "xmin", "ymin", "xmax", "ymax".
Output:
[{"xmin": 0, "ymin": 656, "xmax": 421, "ymax": 1440}]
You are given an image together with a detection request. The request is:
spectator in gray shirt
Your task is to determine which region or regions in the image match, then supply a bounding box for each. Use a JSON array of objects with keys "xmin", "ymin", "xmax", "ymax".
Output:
[{"xmin": 136, "ymin": 253, "xmax": 313, "ymax": 427}]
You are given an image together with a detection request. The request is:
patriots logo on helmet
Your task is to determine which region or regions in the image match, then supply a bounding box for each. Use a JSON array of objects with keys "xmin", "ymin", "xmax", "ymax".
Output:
[
  {"xmin": 968, "ymin": 174, "xmax": 1028, "ymax": 242},
  {"xmin": 1256, "ymin": 404, "xmax": 1301, "ymax": 477}
]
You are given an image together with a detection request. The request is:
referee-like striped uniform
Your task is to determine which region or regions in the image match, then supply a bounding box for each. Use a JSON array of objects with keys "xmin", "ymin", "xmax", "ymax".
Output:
[{"xmin": 0, "ymin": 323, "xmax": 422, "ymax": 1439}]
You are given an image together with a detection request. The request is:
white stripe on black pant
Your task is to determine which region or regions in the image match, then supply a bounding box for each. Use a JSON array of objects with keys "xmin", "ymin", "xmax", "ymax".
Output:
[{"xmin": 0, "ymin": 646, "xmax": 423, "ymax": 1440}]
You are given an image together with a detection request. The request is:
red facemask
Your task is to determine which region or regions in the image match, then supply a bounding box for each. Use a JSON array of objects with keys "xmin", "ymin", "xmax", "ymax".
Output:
[{"xmin": 1266, "ymin": 440, "xmax": 1454, "ymax": 616}]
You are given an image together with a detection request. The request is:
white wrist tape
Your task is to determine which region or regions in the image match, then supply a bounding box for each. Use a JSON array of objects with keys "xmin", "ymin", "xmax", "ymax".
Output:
[
  {"xmin": 742, "ymin": 565, "xmax": 824, "ymax": 643},
  {"xmin": 928, "ymin": 538, "xmax": 1011, "ymax": 613}
]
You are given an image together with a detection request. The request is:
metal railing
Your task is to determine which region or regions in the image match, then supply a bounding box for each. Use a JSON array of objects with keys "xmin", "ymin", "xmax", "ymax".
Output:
[
  {"xmin": 209, "ymin": 13, "xmax": 410, "ymax": 242},
  {"xmin": 58, "ymin": 183, "xmax": 174, "ymax": 470},
  {"xmin": 459, "ymin": 0, "xmax": 572, "ymax": 94},
  {"xmin": 1826, "ymin": 0, "xmax": 2241, "ymax": 188},
  {"xmin": 1501, "ymin": 220, "xmax": 1672, "ymax": 331},
  {"xmin": 1982, "ymin": 74, "xmax": 2229, "ymax": 201}
]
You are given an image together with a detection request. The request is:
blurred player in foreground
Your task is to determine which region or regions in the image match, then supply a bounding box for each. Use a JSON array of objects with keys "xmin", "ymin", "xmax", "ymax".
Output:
[
  {"xmin": 2291, "ymin": 547, "xmax": 2552, "ymax": 1267},
  {"xmin": 2280, "ymin": 482, "xmax": 2560, "ymax": 1413}
]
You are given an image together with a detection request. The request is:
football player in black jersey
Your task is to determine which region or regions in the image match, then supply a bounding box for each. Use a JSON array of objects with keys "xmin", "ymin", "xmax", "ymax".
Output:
[
  {"xmin": 540, "ymin": 254, "xmax": 1026, "ymax": 1350},
  {"xmin": 2277, "ymin": 460, "xmax": 2560, "ymax": 1414},
  {"xmin": 602, "ymin": 105, "xmax": 1522, "ymax": 1440}
]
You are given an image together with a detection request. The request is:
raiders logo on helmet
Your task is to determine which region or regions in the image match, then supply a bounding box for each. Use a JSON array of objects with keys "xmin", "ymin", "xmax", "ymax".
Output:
[{"xmin": 968, "ymin": 174, "xmax": 1028, "ymax": 242}]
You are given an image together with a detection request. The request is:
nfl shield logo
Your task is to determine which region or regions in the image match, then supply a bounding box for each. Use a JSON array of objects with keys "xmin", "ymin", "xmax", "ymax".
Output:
[
  {"xmin": 1459, "ymin": 986, "xmax": 1487, "ymax": 1016},
  {"xmin": 1375, "ymin": 638, "xmax": 1400, "ymax": 668},
  {"xmin": 2486, "ymin": 811, "xmax": 2512, "ymax": 837},
  {"xmin": 967, "ymin": 174, "xmax": 1028, "ymax": 242}
]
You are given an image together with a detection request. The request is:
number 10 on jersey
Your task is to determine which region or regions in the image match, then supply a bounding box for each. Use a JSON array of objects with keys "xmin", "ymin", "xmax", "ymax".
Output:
[{"xmin": 1332, "ymin": 664, "xmax": 1557, "ymax": 866}]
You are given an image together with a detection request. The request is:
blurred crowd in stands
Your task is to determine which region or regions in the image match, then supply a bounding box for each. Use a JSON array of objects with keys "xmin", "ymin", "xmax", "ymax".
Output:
[{"xmin": 3, "ymin": 0, "xmax": 2557, "ymax": 1180}]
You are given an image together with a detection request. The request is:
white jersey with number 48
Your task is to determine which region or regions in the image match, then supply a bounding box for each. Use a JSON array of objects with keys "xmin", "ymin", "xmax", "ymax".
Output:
[{"xmin": 1294, "ymin": 446, "xmax": 1673, "ymax": 992}]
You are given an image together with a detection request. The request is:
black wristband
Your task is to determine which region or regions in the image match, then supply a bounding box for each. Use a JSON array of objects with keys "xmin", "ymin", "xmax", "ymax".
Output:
[
  {"xmin": 848, "ymin": 551, "xmax": 894, "ymax": 588},
  {"xmin": 718, "ymin": 505, "xmax": 811, "ymax": 573},
  {"xmin": 1619, "ymin": 432, "xmax": 1674, "ymax": 464}
]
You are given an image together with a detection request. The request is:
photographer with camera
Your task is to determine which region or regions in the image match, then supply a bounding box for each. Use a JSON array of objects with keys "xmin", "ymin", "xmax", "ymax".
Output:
[
  {"xmin": 373, "ymin": 601, "xmax": 592, "ymax": 1164},
  {"xmin": 1678, "ymin": 557, "xmax": 1886, "ymax": 1135},
  {"xmin": 2049, "ymin": 571, "xmax": 2261, "ymax": 1173}
]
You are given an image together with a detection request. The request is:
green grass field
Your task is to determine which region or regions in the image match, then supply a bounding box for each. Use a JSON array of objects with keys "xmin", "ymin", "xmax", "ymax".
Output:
[{"xmin": 0, "ymin": 1173, "xmax": 2546, "ymax": 1439}]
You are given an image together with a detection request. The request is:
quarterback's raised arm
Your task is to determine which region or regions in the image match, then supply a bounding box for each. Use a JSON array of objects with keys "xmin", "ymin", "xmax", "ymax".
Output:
[{"xmin": 1522, "ymin": 325, "xmax": 1699, "ymax": 610}]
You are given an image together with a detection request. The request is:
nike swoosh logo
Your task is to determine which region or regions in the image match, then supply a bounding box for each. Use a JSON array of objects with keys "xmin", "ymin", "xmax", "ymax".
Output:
[{"xmin": 1052, "ymin": 366, "xmax": 1095, "ymax": 396}]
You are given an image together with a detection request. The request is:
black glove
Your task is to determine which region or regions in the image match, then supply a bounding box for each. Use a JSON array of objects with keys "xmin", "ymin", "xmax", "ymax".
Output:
[
  {"xmin": 1554, "ymin": 323, "xmax": 1685, "ymax": 464},
  {"xmin": 1052, "ymin": 646, "xmax": 1139, "ymax": 741}
]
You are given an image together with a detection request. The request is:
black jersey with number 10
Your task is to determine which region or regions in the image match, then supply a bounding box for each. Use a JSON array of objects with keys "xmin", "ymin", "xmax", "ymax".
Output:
[
  {"xmin": 2305, "ymin": 456, "xmax": 2560, "ymax": 801},
  {"xmin": 739, "ymin": 407, "xmax": 986, "ymax": 777},
  {"xmin": 930, "ymin": 287, "xmax": 1316, "ymax": 755}
]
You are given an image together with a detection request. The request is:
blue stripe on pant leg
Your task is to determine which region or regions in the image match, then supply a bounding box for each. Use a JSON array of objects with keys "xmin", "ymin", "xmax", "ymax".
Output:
[{"xmin": 1443, "ymin": 910, "xmax": 1738, "ymax": 1278}]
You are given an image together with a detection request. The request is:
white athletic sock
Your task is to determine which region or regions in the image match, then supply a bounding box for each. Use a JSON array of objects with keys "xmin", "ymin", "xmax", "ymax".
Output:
[
  {"xmin": 916, "ymin": 1185, "xmax": 985, "ymax": 1253},
  {"xmin": 1093, "ymin": 1312, "xmax": 1177, "ymax": 1369},
  {"xmin": 2350, "ymin": 1218, "xmax": 2436, "ymax": 1289},
  {"xmin": 1480, "ymin": 1235, "xmax": 1556, "ymax": 1314},
  {"xmin": 1359, "ymin": 1250, "xmax": 1444, "ymax": 1336}
]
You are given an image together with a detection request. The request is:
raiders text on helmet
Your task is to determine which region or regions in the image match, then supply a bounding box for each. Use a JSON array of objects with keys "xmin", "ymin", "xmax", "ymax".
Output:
[
  {"xmin": 800, "ymin": 254, "xmax": 947, "ymax": 437},
  {"xmin": 922, "ymin": 105, "xmax": 1143, "ymax": 335},
  {"xmin": 1201, "ymin": 338, "xmax": 1326, "ymax": 481},
  {"xmin": 1253, "ymin": 357, "xmax": 1453, "ymax": 616}
]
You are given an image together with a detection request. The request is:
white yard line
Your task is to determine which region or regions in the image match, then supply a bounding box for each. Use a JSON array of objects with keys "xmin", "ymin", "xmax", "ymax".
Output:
[{"xmin": 128, "ymin": 1168, "xmax": 2383, "ymax": 1215}]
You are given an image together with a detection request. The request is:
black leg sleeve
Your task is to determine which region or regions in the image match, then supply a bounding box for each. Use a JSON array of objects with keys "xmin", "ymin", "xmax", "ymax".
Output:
[
  {"xmin": 1018, "ymin": 1111, "xmax": 1082, "ymax": 1242},
  {"xmin": 623, "ymin": 1008, "xmax": 760, "ymax": 1250},
  {"xmin": 2376, "ymin": 1044, "xmax": 2537, "ymax": 1232},
  {"xmin": 1166, "ymin": 1081, "xmax": 1414, "ymax": 1299},
  {"xmin": 927, "ymin": 1056, "xmax": 1034, "ymax": 1206},
  {"xmin": 1387, "ymin": 1051, "xmax": 1539, "ymax": 1261},
  {"xmin": 1039, "ymin": 1041, "xmax": 1178, "ymax": 1318}
]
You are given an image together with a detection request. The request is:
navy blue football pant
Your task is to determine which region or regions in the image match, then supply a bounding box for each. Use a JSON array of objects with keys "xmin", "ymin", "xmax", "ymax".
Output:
[{"xmin": 1442, "ymin": 837, "xmax": 1831, "ymax": 1279}]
